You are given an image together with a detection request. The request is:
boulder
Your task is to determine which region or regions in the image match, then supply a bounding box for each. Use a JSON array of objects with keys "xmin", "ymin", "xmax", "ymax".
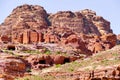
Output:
[
  {"xmin": 69, "ymin": 56, "xmax": 79, "ymax": 62},
  {"xmin": 0, "ymin": 56, "xmax": 26, "ymax": 77},
  {"xmin": 53, "ymin": 55, "xmax": 65, "ymax": 64}
]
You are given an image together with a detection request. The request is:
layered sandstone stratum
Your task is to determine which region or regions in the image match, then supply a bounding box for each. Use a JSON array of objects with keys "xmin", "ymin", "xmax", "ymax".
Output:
[
  {"xmin": 0, "ymin": 4, "xmax": 119, "ymax": 80},
  {"xmin": 0, "ymin": 4, "xmax": 117, "ymax": 54}
]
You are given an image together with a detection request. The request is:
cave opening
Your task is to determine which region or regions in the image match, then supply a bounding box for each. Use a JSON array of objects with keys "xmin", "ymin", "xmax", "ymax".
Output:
[
  {"xmin": 39, "ymin": 60, "xmax": 46, "ymax": 64},
  {"xmin": 64, "ymin": 58, "xmax": 70, "ymax": 63},
  {"xmin": 7, "ymin": 45, "xmax": 15, "ymax": 50}
]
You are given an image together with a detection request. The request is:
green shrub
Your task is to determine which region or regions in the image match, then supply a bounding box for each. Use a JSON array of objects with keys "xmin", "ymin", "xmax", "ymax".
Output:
[
  {"xmin": 3, "ymin": 50, "xmax": 14, "ymax": 55},
  {"xmin": 44, "ymin": 50, "xmax": 51, "ymax": 55},
  {"xmin": 56, "ymin": 51, "xmax": 61, "ymax": 54},
  {"xmin": 55, "ymin": 64, "xmax": 61, "ymax": 68},
  {"xmin": 23, "ymin": 50, "xmax": 40, "ymax": 54},
  {"xmin": 68, "ymin": 67, "xmax": 74, "ymax": 72}
]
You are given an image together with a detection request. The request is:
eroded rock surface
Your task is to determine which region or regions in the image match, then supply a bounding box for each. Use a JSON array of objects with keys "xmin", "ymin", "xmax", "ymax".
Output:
[
  {"xmin": 26, "ymin": 54, "xmax": 79, "ymax": 70},
  {"xmin": 0, "ymin": 55, "xmax": 26, "ymax": 79},
  {"xmin": 0, "ymin": 4, "xmax": 117, "ymax": 55}
]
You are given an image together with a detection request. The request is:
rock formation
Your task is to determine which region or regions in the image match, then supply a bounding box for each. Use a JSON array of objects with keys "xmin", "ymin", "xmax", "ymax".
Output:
[
  {"xmin": 0, "ymin": 4, "xmax": 48, "ymax": 44},
  {"xmin": 0, "ymin": 4, "xmax": 119, "ymax": 80},
  {"xmin": 0, "ymin": 55, "xmax": 26, "ymax": 79},
  {"xmin": 26, "ymin": 54, "xmax": 79, "ymax": 70},
  {"xmin": 0, "ymin": 4, "xmax": 116, "ymax": 55}
]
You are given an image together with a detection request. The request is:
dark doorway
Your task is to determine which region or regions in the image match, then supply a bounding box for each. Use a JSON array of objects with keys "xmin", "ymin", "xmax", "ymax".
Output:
[
  {"xmin": 7, "ymin": 45, "xmax": 15, "ymax": 50},
  {"xmin": 39, "ymin": 60, "xmax": 46, "ymax": 64},
  {"xmin": 64, "ymin": 58, "xmax": 70, "ymax": 63}
]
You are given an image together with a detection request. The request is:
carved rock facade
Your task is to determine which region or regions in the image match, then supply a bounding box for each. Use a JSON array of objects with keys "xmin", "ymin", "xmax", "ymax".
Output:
[{"xmin": 0, "ymin": 4, "xmax": 116, "ymax": 54}]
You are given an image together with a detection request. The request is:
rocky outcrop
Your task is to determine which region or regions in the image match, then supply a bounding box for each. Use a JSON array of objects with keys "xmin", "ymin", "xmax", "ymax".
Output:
[
  {"xmin": 49, "ymin": 9, "xmax": 112, "ymax": 36},
  {"xmin": 85, "ymin": 33, "xmax": 117, "ymax": 53},
  {"xmin": 26, "ymin": 54, "xmax": 79, "ymax": 70},
  {"xmin": 0, "ymin": 4, "xmax": 48, "ymax": 44},
  {"xmin": 26, "ymin": 54, "xmax": 52, "ymax": 70},
  {"xmin": 63, "ymin": 34, "xmax": 92, "ymax": 55},
  {"xmin": 80, "ymin": 9, "xmax": 112, "ymax": 35},
  {"xmin": 48, "ymin": 11, "xmax": 84, "ymax": 33},
  {"xmin": 0, "ymin": 4, "xmax": 116, "ymax": 55},
  {"xmin": 0, "ymin": 4, "xmax": 113, "ymax": 43},
  {"xmin": 60, "ymin": 33, "xmax": 117, "ymax": 54},
  {"xmin": 0, "ymin": 56, "xmax": 26, "ymax": 78},
  {"xmin": 44, "ymin": 32, "xmax": 60, "ymax": 43}
]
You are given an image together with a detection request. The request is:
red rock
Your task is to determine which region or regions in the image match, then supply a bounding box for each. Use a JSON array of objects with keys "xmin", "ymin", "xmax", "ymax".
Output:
[
  {"xmin": 38, "ymin": 32, "xmax": 44, "ymax": 42},
  {"xmin": 69, "ymin": 56, "xmax": 78, "ymax": 62},
  {"xmin": 23, "ymin": 30, "xmax": 30, "ymax": 44},
  {"xmin": 17, "ymin": 34, "xmax": 23, "ymax": 43},
  {"xmin": 44, "ymin": 34, "xmax": 50, "ymax": 43},
  {"xmin": 0, "ymin": 4, "xmax": 117, "ymax": 56},
  {"xmin": 0, "ymin": 4, "xmax": 48, "ymax": 44},
  {"xmin": 44, "ymin": 33, "xmax": 59, "ymax": 43},
  {"xmin": 53, "ymin": 55, "xmax": 65, "ymax": 64},
  {"xmin": 0, "ymin": 74, "xmax": 14, "ymax": 80},
  {"xmin": 0, "ymin": 35, "xmax": 11, "ymax": 43},
  {"xmin": 66, "ymin": 35, "xmax": 79, "ymax": 43},
  {"xmin": 43, "ymin": 55, "xmax": 53, "ymax": 64},
  {"xmin": 93, "ymin": 42, "xmax": 104, "ymax": 53},
  {"xmin": 65, "ymin": 34, "xmax": 92, "ymax": 55},
  {"xmin": 0, "ymin": 57, "xmax": 26, "ymax": 77},
  {"xmin": 26, "ymin": 54, "xmax": 53, "ymax": 69},
  {"xmin": 29, "ymin": 30, "xmax": 39, "ymax": 43},
  {"xmin": 22, "ymin": 30, "xmax": 44, "ymax": 44},
  {"xmin": 101, "ymin": 33, "xmax": 117, "ymax": 48},
  {"xmin": 117, "ymin": 65, "xmax": 120, "ymax": 71}
]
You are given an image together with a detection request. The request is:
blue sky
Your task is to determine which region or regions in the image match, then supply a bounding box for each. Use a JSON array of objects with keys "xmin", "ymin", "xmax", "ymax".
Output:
[{"xmin": 0, "ymin": 0, "xmax": 120, "ymax": 34}]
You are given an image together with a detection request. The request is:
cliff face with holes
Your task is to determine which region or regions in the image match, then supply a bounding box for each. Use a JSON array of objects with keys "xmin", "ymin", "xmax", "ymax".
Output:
[
  {"xmin": 0, "ymin": 4, "xmax": 119, "ymax": 80},
  {"xmin": 0, "ymin": 4, "xmax": 116, "ymax": 54}
]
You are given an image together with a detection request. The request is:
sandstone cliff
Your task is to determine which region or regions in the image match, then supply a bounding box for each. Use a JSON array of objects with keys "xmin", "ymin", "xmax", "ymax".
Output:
[
  {"xmin": 0, "ymin": 4, "xmax": 119, "ymax": 80},
  {"xmin": 0, "ymin": 4, "xmax": 116, "ymax": 55}
]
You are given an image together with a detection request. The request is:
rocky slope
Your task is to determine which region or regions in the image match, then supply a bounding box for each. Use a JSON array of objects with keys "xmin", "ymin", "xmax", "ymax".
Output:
[{"xmin": 16, "ymin": 45, "xmax": 120, "ymax": 80}]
